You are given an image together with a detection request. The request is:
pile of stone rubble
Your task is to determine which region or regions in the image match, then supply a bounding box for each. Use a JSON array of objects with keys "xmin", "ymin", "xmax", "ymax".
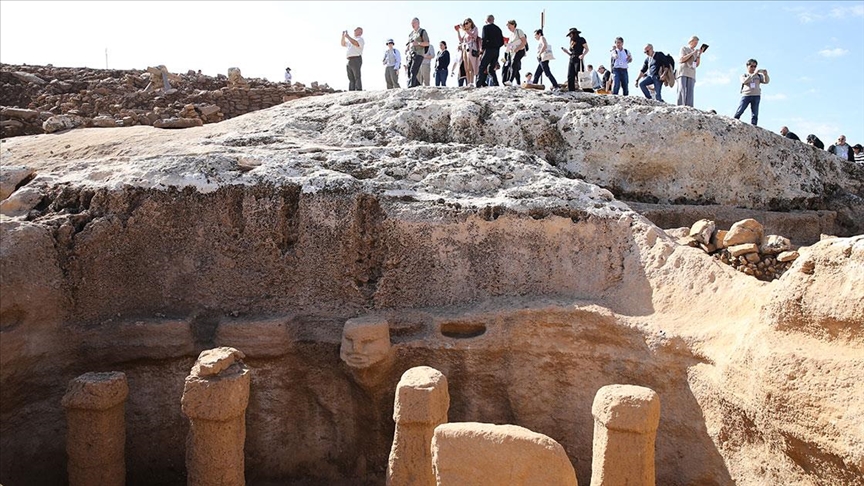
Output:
[
  {"xmin": 0, "ymin": 63, "xmax": 337, "ymax": 138},
  {"xmin": 676, "ymin": 218, "xmax": 800, "ymax": 282}
]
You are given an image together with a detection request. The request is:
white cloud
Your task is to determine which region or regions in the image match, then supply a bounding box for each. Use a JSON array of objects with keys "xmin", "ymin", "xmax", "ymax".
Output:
[
  {"xmin": 798, "ymin": 76, "xmax": 813, "ymax": 83},
  {"xmin": 787, "ymin": 117, "xmax": 841, "ymax": 140},
  {"xmin": 818, "ymin": 48, "xmax": 849, "ymax": 58},
  {"xmin": 763, "ymin": 93, "xmax": 788, "ymax": 101},
  {"xmin": 792, "ymin": 4, "xmax": 864, "ymax": 23},
  {"xmin": 696, "ymin": 69, "xmax": 736, "ymax": 87},
  {"xmin": 798, "ymin": 11, "xmax": 818, "ymax": 23},
  {"xmin": 831, "ymin": 5, "xmax": 864, "ymax": 18}
]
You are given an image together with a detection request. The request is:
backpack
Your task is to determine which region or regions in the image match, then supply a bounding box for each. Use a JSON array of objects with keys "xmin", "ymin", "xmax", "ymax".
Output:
[
  {"xmin": 656, "ymin": 51, "xmax": 675, "ymax": 71},
  {"xmin": 610, "ymin": 48, "xmax": 631, "ymax": 69},
  {"xmin": 420, "ymin": 28, "xmax": 429, "ymax": 53},
  {"xmin": 656, "ymin": 51, "xmax": 676, "ymax": 88}
]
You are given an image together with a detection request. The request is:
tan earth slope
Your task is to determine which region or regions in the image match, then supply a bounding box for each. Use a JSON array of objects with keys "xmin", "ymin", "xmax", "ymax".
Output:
[{"xmin": 1, "ymin": 88, "xmax": 862, "ymax": 485}]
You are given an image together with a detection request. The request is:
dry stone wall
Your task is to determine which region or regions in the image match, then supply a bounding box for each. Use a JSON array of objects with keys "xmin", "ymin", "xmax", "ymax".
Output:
[{"xmin": 0, "ymin": 63, "xmax": 337, "ymax": 138}]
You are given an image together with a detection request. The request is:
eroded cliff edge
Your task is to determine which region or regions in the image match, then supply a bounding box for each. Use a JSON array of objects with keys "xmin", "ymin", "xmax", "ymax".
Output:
[{"xmin": 1, "ymin": 88, "xmax": 862, "ymax": 485}]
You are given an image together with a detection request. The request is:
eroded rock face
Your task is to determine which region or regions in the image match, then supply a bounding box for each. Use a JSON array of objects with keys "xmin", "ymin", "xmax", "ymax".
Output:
[
  {"xmin": 0, "ymin": 89, "xmax": 862, "ymax": 486},
  {"xmin": 763, "ymin": 236, "xmax": 863, "ymax": 341}
]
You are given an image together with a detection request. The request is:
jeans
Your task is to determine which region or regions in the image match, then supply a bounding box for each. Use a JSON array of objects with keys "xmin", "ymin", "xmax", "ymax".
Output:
[
  {"xmin": 612, "ymin": 68, "xmax": 628, "ymax": 95},
  {"xmin": 476, "ymin": 47, "xmax": 500, "ymax": 87},
  {"xmin": 639, "ymin": 74, "xmax": 662, "ymax": 101},
  {"xmin": 408, "ymin": 53, "xmax": 424, "ymax": 87},
  {"xmin": 510, "ymin": 49, "xmax": 525, "ymax": 84},
  {"xmin": 346, "ymin": 56, "xmax": 362, "ymax": 91},
  {"xmin": 734, "ymin": 95, "xmax": 761, "ymax": 125},
  {"xmin": 533, "ymin": 61, "xmax": 559, "ymax": 88},
  {"xmin": 435, "ymin": 69, "xmax": 447, "ymax": 86}
]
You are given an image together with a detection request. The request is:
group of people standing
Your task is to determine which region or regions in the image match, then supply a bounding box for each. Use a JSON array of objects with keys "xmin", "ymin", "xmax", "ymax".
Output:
[
  {"xmin": 781, "ymin": 128, "xmax": 863, "ymax": 164},
  {"xmin": 336, "ymin": 18, "xmax": 861, "ymax": 163},
  {"xmin": 343, "ymin": 17, "xmax": 864, "ymax": 143},
  {"xmin": 340, "ymin": 17, "xmax": 718, "ymax": 107}
]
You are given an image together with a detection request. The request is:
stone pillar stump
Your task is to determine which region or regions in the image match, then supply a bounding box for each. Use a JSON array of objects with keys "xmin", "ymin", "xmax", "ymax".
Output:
[
  {"xmin": 61, "ymin": 371, "xmax": 128, "ymax": 486},
  {"xmin": 386, "ymin": 366, "xmax": 450, "ymax": 486},
  {"xmin": 181, "ymin": 347, "xmax": 251, "ymax": 486},
  {"xmin": 590, "ymin": 384, "xmax": 661, "ymax": 486}
]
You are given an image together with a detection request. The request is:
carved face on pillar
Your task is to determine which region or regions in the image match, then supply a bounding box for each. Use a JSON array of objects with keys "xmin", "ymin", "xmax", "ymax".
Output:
[{"xmin": 340, "ymin": 316, "xmax": 391, "ymax": 369}]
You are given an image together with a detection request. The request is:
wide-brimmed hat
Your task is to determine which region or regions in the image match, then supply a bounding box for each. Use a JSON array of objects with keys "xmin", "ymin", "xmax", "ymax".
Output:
[
  {"xmin": 386, "ymin": 39, "xmax": 394, "ymax": 45},
  {"xmin": 566, "ymin": 27, "xmax": 581, "ymax": 37}
]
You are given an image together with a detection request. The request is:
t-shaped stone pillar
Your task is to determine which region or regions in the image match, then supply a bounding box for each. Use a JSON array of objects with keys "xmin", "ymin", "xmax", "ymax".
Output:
[
  {"xmin": 61, "ymin": 371, "xmax": 129, "ymax": 486},
  {"xmin": 181, "ymin": 347, "xmax": 251, "ymax": 486},
  {"xmin": 431, "ymin": 422, "xmax": 578, "ymax": 485},
  {"xmin": 590, "ymin": 384, "xmax": 661, "ymax": 486},
  {"xmin": 386, "ymin": 366, "xmax": 450, "ymax": 486}
]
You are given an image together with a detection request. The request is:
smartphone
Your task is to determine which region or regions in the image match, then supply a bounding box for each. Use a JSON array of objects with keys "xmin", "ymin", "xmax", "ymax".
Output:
[{"xmin": 700, "ymin": 43, "xmax": 709, "ymax": 52}]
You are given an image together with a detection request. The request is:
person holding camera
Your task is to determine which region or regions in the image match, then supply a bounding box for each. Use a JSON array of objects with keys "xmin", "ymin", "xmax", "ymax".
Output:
[
  {"xmin": 406, "ymin": 17, "xmax": 430, "ymax": 88},
  {"xmin": 733, "ymin": 59, "xmax": 770, "ymax": 126},
  {"xmin": 341, "ymin": 27, "xmax": 365, "ymax": 91},
  {"xmin": 455, "ymin": 18, "xmax": 480, "ymax": 87},
  {"xmin": 676, "ymin": 36, "xmax": 704, "ymax": 107}
]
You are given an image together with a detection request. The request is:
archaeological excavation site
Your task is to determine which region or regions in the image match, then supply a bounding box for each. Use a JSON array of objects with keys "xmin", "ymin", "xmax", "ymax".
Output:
[{"xmin": 1, "ymin": 64, "xmax": 863, "ymax": 485}]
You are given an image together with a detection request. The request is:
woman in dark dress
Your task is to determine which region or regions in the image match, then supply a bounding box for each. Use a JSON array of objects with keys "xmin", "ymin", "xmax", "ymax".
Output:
[{"xmin": 562, "ymin": 27, "xmax": 589, "ymax": 91}]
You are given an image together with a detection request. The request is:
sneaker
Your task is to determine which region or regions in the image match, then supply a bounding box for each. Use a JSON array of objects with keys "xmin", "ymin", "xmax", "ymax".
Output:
[
  {"xmin": 503, "ymin": 81, "xmax": 512, "ymax": 86},
  {"xmin": 551, "ymin": 87, "xmax": 561, "ymax": 93}
]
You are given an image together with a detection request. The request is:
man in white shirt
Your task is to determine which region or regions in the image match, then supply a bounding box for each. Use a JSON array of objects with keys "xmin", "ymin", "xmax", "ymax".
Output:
[
  {"xmin": 341, "ymin": 27, "xmax": 365, "ymax": 91},
  {"xmin": 588, "ymin": 64, "xmax": 601, "ymax": 90},
  {"xmin": 827, "ymin": 135, "xmax": 855, "ymax": 162},
  {"xmin": 610, "ymin": 36, "xmax": 633, "ymax": 95}
]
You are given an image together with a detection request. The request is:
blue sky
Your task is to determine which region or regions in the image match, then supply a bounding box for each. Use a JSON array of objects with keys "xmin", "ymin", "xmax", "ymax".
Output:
[{"xmin": 1, "ymin": 1, "xmax": 862, "ymax": 145}]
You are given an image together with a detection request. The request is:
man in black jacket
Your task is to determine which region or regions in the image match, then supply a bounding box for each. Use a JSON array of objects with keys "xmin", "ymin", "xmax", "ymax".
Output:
[
  {"xmin": 780, "ymin": 126, "xmax": 800, "ymax": 141},
  {"xmin": 634, "ymin": 44, "xmax": 666, "ymax": 102},
  {"xmin": 476, "ymin": 15, "xmax": 504, "ymax": 87}
]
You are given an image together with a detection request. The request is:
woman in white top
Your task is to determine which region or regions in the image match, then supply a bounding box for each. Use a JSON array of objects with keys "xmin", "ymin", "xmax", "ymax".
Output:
[{"xmin": 531, "ymin": 29, "xmax": 559, "ymax": 90}]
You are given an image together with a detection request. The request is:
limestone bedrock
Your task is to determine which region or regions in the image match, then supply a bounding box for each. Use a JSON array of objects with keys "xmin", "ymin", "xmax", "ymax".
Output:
[{"xmin": 0, "ymin": 88, "xmax": 862, "ymax": 486}]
